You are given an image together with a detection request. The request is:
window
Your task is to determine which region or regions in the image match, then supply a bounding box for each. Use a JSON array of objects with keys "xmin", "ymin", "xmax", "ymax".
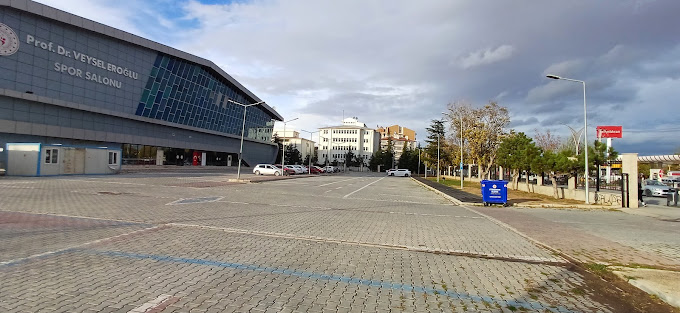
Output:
[
  {"xmin": 108, "ymin": 151, "xmax": 118, "ymax": 165},
  {"xmin": 45, "ymin": 148, "xmax": 58, "ymax": 164}
]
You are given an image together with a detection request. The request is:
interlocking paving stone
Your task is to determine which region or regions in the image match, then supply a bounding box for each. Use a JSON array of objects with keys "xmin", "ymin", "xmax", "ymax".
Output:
[{"xmin": 0, "ymin": 173, "xmax": 623, "ymax": 312}]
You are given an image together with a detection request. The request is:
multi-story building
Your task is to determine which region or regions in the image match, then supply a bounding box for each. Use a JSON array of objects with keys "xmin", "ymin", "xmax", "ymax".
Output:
[
  {"xmin": 0, "ymin": 0, "xmax": 282, "ymax": 174},
  {"xmin": 272, "ymin": 129, "xmax": 315, "ymax": 163},
  {"xmin": 317, "ymin": 117, "xmax": 380, "ymax": 166},
  {"xmin": 378, "ymin": 125, "xmax": 417, "ymax": 161}
]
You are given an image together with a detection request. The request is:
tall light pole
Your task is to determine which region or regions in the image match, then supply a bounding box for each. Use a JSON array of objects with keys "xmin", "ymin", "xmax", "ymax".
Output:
[
  {"xmin": 301, "ymin": 129, "xmax": 318, "ymax": 174},
  {"xmin": 280, "ymin": 117, "xmax": 299, "ymax": 171},
  {"xmin": 417, "ymin": 145, "xmax": 421, "ymax": 176},
  {"xmin": 460, "ymin": 113, "xmax": 464, "ymax": 190},
  {"xmin": 437, "ymin": 113, "xmax": 446, "ymax": 183},
  {"xmin": 227, "ymin": 99, "xmax": 266, "ymax": 180},
  {"xmin": 547, "ymin": 74, "xmax": 589, "ymax": 204},
  {"xmin": 437, "ymin": 135, "xmax": 440, "ymax": 182}
]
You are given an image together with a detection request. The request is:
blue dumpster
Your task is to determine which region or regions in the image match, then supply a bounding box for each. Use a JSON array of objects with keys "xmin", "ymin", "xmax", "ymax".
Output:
[{"xmin": 481, "ymin": 180, "xmax": 508, "ymax": 206}]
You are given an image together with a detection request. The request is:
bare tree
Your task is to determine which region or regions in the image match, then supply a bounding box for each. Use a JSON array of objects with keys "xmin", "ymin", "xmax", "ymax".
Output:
[
  {"xmin": 445, "ymin": 101, "xmax": 510, "ymax": 179},
  {"xmin": 533, "ymin": 129, "xmax": 561, "ymax": 153}
]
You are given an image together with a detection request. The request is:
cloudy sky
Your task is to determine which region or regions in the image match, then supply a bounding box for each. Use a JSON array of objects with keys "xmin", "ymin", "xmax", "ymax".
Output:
[{"xmin": 36, "ymin": 0, "xmax": 680, "ymax": 155}]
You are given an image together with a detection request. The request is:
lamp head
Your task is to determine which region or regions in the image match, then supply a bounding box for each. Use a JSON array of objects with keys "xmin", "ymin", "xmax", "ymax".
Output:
[{"xmin": 546, "ymin": 74, "xmax": 561, "ymax": 80}]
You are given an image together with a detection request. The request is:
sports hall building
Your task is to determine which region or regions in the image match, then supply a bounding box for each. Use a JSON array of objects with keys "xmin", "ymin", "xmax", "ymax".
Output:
[{"xmin": 0, "ymin": 0, "xmax": 282, "ymax": 173}]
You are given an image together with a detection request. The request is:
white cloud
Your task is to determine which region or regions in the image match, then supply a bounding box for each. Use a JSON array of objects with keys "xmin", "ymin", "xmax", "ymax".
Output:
[
  {"xmin": 27, "ymin": 0, "xmax": 680, "ymax": 155},
  {"xmin": 458, "ymin": 45, "xmax": 516, "ymax": 69}
]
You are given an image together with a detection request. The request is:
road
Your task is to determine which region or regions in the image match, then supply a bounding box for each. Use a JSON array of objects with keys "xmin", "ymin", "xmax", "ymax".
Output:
[{"xmin": 0, "ymin": 171, "xmax": 665, "ymax": 312}]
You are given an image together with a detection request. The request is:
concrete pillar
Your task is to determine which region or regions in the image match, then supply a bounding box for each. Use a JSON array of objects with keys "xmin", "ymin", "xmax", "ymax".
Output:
[
  {"xmin": 468, "ymin": 165, "xmax": 472, "ymax": 179},
  {"xmin": 156, "ymin": 149, "xmax": 164, "ymax": 166},
  {"xmin": 568, "ymin": 177, "xmax": 576, "ymax": 190},
  {"xmin": 499, "ymin": 166, "xmax": 504, "ymax": 180},
  {"xmin": 537, "ymin": 176, "xmax": 543, "ymax": 186},
  {"xmin": 622, "ymin": 153, "xmax": 639, "ymax": 208}
]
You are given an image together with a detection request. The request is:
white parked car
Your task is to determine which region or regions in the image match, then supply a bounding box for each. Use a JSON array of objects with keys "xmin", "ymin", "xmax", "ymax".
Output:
[
  {"xmin": 289, "ymin": 165, "xmax": 305, "ymax": 174},
  {"xmin": 253, "ymin": 164, "xmax": 283, "ymax": 176},
  {"xmin": 324, "ymin": 166, "xmax": 336, "ymax": 173},
  {"xmin": 387, "ymin": 168, "xmax": 411, "ymax": 177}
]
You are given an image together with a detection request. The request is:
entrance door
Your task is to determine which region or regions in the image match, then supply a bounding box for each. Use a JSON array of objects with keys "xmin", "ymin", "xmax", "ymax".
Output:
[
  {"xmin": 63, "ymin": 148, "xmax": 75, "ymax": 174},
  {"xmin": 74, "ymin": 148, "xmax": 85, "ymax": 174}
]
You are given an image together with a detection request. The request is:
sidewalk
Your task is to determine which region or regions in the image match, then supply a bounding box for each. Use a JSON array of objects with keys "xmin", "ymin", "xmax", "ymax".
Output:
[{"xmin": 412, "ymin": 177, "xmax": 680, "ymax": 308}]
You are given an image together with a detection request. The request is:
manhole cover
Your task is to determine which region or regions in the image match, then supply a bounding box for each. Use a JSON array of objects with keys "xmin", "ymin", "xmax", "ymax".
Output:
[{"xmin": 167, "ymin": 196, "xmax": 223, "ymax": 205}]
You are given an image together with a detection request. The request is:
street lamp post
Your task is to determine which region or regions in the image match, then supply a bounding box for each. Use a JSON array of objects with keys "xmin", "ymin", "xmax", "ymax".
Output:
[
  {"xmin": 460, "ymin": 114, "xmax": 464, "ymax": 190},
  {"xmin": 437, "ymin": 113, "xmax": 446, "ymax": 183},
  {"xmin": 417, "ymin": 146, "xmax": 421, "ymax": 176},
  {"xmin": 546, "ymin": 74, "xmax": 589, "ymax": 204},
  {"xmin": 280, "ymin": 117, "xmax": 300, "ymax": 172},
  {"xmin": 227, "ymin": 99, "xmax": 265, "ymax": 180},
  {"xmin": 301, "ymin": 129, "xmax": 318, "ymax": 174},
  {"xmin": 437, "ymin": 135, "xmax": 440, "ymax": 182}
]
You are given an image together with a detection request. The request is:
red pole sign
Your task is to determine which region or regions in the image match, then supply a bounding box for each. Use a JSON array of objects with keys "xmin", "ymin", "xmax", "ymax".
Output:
[{"xmin": 596, "ymin": 126, "xmax": 622, "ymax": 138}]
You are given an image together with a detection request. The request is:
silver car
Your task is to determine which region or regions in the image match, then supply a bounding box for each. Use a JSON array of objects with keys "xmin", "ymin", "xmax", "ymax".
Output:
[
  {"xmin": 252, "ymin": 164, "xmax": 283, "ymax": 176},
  {"xmin": 642, "ymin": 179, "xmax": 671, "ymax": 197}
]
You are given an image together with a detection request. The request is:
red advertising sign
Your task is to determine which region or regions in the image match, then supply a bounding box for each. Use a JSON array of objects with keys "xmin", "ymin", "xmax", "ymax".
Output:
[{"xmin": 596, "ymin": 126, "xmax": 622, "ymax": 138}]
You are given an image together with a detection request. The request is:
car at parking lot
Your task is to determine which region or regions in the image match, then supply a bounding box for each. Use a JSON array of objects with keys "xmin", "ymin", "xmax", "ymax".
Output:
[
  {"xmin": 313, "ymin": 166, "xmax": 325, "ymax": 173},
  {"xmin": 642, "ymin": 179, "xmax": 671, "ymax": 197},
  {"xmin": 274, "ymin": 164, "xmax": 296, "ymax": 175},
  {"xmin": 324, "ymin": 166, "xmax": 337, "ymax": 173},
  {"xmin": 387, "ymin": 168, "xmax": 411, "ymax": 177},
  {"xmin": 252, "ymin": 164, "xmax": 283, "ymax": 176},
  {"xmin": 309, "ymin": 166, "xmax": 322, "ymax": 174},
  {"xmin": 287, "ymin": 165, "xmax": 307, "ymax": 174}
]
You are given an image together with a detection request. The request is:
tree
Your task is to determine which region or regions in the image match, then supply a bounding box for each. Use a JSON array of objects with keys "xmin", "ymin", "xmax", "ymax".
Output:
[
  {"xmin": 353, "ymin": 154, "xmax": 366, "ymax": 170},
  {"xmin": 496, "ymin": 132, "xmax": 541, "ymax": 190},
  {"xmin": 589, "ymin": 140, "xmax": 619, "ymax": 190},
  {"xmin": 423, "ymin": 119, "xmax": 446, "ymax": 175},
  {"xmin": 551, "ymin": 149, "xmax": 580, "ymax": 197},
  {"xmin": 284, "ymin": 144, "xmax": 302, "ymax": 165},
  {"xmin": 272, "ymin": 134, "xmax": 283, "ymax": 164},
  {"xmin": 446, "ymin": 101, "xmax": 509, "ymax": 179},
  {"xmin": 345, "ymin": 151, "xmax": 356, "ymax": 167},
  {"xmin": 368, "ymin": 150, "xmax": 381, "ymax": 171},
  {"xmin": 533, "ymin": 129, "xmax": 561, "ymax": 153},
  {"xmin": 397, "ymin": 146, "xmax": 420, "ymax": 172}
]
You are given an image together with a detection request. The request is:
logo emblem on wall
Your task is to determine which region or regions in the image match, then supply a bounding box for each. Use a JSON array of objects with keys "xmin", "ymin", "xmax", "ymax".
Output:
[{"xmin": 0, "ymin": 22, "xmax": 19, "ymax": 56}]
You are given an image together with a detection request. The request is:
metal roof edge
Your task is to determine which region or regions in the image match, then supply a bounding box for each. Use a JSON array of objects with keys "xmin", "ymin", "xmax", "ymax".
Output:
[{"xmin": 3, "ymin": 0, "xmax": 282, "ymax": 121}]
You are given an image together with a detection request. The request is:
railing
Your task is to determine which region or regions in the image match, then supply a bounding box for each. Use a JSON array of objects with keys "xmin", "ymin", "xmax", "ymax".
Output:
[{"xmin": 122, "ymin": 158, "xmax": 156, "ymax": 165}]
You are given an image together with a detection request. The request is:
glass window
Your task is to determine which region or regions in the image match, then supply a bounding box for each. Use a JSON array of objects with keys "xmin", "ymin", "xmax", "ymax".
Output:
[
  {"xmin": 45, "ymin": 149, "xmax": 51, "ymax": 163},
  {"xmin": 51, "ymin": 149, "xmax": 58, "ymax": 164}
]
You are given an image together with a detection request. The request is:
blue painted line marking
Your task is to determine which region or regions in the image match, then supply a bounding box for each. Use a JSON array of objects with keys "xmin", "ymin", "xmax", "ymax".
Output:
[{"xmin": 86, "ymin": 250, "xmax": 575, "ymax": 312}]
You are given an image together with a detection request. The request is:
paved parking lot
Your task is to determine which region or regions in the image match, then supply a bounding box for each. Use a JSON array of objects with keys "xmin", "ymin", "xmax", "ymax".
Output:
[{"xmin": 1, "ymin": 171, "xmax": 623, "ymax": 312}]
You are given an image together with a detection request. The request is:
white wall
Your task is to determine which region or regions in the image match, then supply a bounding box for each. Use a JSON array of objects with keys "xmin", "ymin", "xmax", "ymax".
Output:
[{"xmin": 7, "ymin": 143, "xmax": 40, "ymax": 176}]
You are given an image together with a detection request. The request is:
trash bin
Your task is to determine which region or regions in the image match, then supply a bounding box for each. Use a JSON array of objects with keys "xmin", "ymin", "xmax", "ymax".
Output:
[
  {"xmin": 481, "ymin": 180, "xmax": 509, "ymax": 206},
  {"xmin": 667, "ymin": 189, "xmax": 678, "ymax": 206}
]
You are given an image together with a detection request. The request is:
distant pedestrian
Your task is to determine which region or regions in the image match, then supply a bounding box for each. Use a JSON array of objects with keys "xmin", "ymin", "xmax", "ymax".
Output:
[{"xmin": 638, "ymin": 180, "xmax": 647, "ymax": 207}]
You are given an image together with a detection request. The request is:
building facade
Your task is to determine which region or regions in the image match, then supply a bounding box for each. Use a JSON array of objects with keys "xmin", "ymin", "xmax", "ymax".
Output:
[
  {"xmin": 317, "ymin": 118, "xmax": 380, "ymax": 166},
  {"xmin": 378, "ymin": 125, "xmax": 417, "ymax": 161},
  {"xmin": 0, "ymin": 0, "xmax": 282, "ymax": 172},
  {"xmin": 272, "ymin": 129, "xmax": 316, "ymax": 163}
]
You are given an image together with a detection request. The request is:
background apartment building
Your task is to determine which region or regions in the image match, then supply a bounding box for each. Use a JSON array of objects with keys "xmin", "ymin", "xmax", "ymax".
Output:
[
  {"xmin": 317, "ymin": 118, "xmax": 380, "ymax": 166},
  {"xmin": 378, "ymin": 125, "xmax": 417, "ymax": 162},
  {"xmin": 272, "ymin": 129, "xmax": 316, "ymax": 163}
]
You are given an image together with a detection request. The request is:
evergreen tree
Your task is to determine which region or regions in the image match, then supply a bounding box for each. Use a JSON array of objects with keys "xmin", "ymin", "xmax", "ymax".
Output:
[
  {"xmin": 272, "ymin": 134, "xmax": 283, "ymax": 164},
  {"xmin": 424, "ymin": 119, "xmax": 446, "ymax": 174},
  {"xmin": 284, "ymin": 144, "xmax": 302, "ymax": 165}
]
